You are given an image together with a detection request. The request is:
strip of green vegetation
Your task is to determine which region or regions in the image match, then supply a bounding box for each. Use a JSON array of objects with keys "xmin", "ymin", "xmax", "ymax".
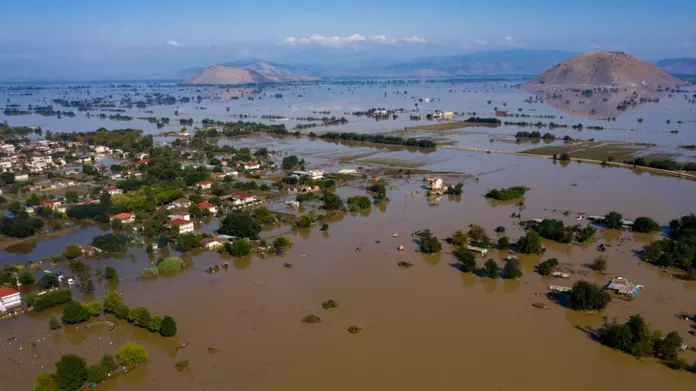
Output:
[
  {"xmin": 485, "ymin": 186, "xmax": 527, "ymax": 201},
  {"xmin": 314, "ymin": 132, "xmax": 436, "ymax": 148}
]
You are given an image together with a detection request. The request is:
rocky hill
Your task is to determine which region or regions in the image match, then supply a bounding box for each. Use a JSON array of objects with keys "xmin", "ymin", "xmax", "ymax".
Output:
[
  {"xmin": 526, "ymin": 51, "xmax": 686, "ymax": 90},
  {"xmin": 183, "ymin": 60, "xmax": 318, "ymax": 85}
]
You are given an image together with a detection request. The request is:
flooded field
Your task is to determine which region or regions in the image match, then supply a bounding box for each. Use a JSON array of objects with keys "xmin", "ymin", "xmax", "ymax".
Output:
[{"xmin": 2, "ymin": 80, "xmax": 696, "ymax": 390}]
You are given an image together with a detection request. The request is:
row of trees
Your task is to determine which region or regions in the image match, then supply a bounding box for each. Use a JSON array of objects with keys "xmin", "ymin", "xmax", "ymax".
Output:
[
  {"xmin": 485, "ymin": 186, "xmax": 527, "ymax": 201},
  {"xmin": 34, "ymin": 344, "xmax": 147, "ymax": 391},
  {"xmin": 529, "ymin": 219, "xmax": 596, "ymax": 244},
  {"xmin": 316, "ymin": 132, "xmax": 437, "ymax": 148},
  {"xmin": 103, "ymin": 290, "xmax": 177, "ymax": 337},
  {"xmin": 642, "ymin": 214, "xmax": 696, "ymax": 278}
]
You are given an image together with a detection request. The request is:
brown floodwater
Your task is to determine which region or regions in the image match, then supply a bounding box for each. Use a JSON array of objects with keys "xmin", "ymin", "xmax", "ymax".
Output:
[{"xmin": 2, "ymin": 162, "xmax": 696, "ymax": 390}]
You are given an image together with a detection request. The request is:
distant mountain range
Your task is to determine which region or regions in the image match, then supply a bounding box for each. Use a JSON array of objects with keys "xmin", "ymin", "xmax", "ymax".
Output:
[
  {"xmin": 180, "ymin": 50, "xmax": 696, "ymax": 85},
  {"xmin": 655, "ymin": 58, "xmax": 696, "ymax": 75}
]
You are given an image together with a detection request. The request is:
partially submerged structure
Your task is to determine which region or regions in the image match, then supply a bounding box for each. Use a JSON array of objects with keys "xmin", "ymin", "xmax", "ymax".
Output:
[{"xmin": 606, "ymin": 277, "xmax": 644, "ymax": 297}]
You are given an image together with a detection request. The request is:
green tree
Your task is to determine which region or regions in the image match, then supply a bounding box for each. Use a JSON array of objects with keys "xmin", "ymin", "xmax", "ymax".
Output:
[
  {"xmin": 655, "ymin": 331, "xmax": 683, "ymax": 361},
  {"xmin": 103, "ymin": 290, "xmax": 124, "ymax": 314},
  {"xmin": 516, "ymin": 231, "xmax": 543, "ymax": 254},
  {"xmin": 450, "ymin": 230, "xmax": 468, "ymax": 246},
  {"xmin": 537, "ymin": 258, "xmax": 559, "ymax": 276},
  {"xmin": 128, "ymin": 307, "xmax": 151, "ymax": 328},
  {"xmin": 104, "ymin": 266, "xmax": 118, "ymax": 281},
  {"xmin": 605, "ymin": 211, "xmax": 623, "ymax": 229},
  {"xmin": 218, "ymin": 211, "xmax": 261, "ymax": 239},
  {"xmin": 160, "ymin": 315, "xmax": 177, "ymax": 337},
  {"xmin": 99, "ymin": 354, "xmax": 117, "ymax": 372},
  {"xmin": 86, "ymin": 364, "xmax": 106, "ymax": 383},
  {"xmin": 33, "ymin": 371, "xmax": 59, "ymax": 391},
  {"xmin": 482, "ymin": 259, "xmax": 499, "ymax": 278},
  {"xmin": 497, "ymin": 236, "xmax": 510, "ymax": 249},
  {"xmin": 157, "ymin": 257, "xmax": 184, "ymax": 274},
  {"xmin": 39, "ymin": 273, "xmax": 60, "ymax": 289},
  {"xmin": 83, "ymin": 301, "xmax": 102, "ymax": 317},
  {"xmin": 503, "ymin": 259, "xmax": 523, "ymax": 279},
  {"xmin": 592, "ymin": 255, "xmax": 608, "ymax": 272},
  {"xmin": 54, "ymin": 354, "xmax": 87, "ymax": 391},
  {"xmin": 116, "ymin": 343, "xmax": 149, "ymax": 365},
  {"xmin": 227, "ymin": 239, "xmax": 252, "ymax": 257},
  {"xmin": 19, "ymin": 271, "xmax": 36, "ymax": 285},
  {"xmin": 148, "ymin": 315, "xmax": 163, "ymax": 333},
  {"xmin": 453, "ymin": 246, "xmax": 476, "ymax": 272},
  {"xmin": 61, "ymin": 300, "xmax": 91, "ymax": 324},
  {"xmin": 282, "ymin": 155, "xmax": 299, "ymax": 169},
  {"xmin": 65, "ymin": 191, "xmax": 79, "ymax": 204},
  {"xmin": 115, "ymin": 304, "xmax": 130, "ymax": 320},
  {"xmin": 322, "ymin": 192, "xmax": 344, "ymax": 210},
  {"xmin": 568, "ymin": 281, "xmax": 611, "ymax": 311},
  {"xmin": 419, "ymin": 230, "xmax": 442, "ymax": 254},
  {"xmin": 633, "ymin": 217, "xmax": 659, "ymax": 233},
  {"xmin": 273, "ymin": 236, "xmax": 292, "ymax": 249}
]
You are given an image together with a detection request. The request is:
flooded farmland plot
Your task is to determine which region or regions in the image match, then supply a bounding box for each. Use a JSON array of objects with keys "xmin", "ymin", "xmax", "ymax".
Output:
[{"xmin": 1, "ymin": 80, "xmax": 696, "ymax": 391}]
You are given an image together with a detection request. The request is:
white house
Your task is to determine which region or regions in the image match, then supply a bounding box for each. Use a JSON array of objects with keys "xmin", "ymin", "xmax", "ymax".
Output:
[
  {"xmin": 292, "ymin": 169, "xmax": 325, "ymax": 179},
  {"xmin": 0, "ymin": 287, "xmax": 22, "ymax": 313},
  {"xmin": 201, "ymin": 237, "xmax": 225, "ymax": 250},
  {"xmin": 241, "ymin": 161, "xmax": 260, "ymax": 170},
  {"xmin": 169, "ymin": 209, "xmax": 191, "ymax": 221},
  {"xmin": 231, "ymin": 192, "xmax": 257, "ymax": 206},
  {"xmin": 170, "ymin": 198, "xmax": 192, "ymax": 209},
  {"xmin": 426, "ymin": 177, "xmax": 443, "ymax": 190},
  {"xmin": 15, "ymin": 174, "xmax": 29, "ymax": 181},
  {"xmin": 196, "ymin": 181, "xmax": 212, "ymax": 190},
  {"xmin": 169, "ymin": 219, "xmax": 195, "ymax": 234},
  {"xmin": 103, "ymin": 185, "xmax": 123, "ymax": 195}
]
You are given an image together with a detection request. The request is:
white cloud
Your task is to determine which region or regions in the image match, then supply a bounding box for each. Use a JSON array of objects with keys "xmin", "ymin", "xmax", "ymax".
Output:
[
  {"xmin": 504, "ymin": 36, "xmax": 513, "ymax": 42},
  {"xmin": 475, "ymin": 39, "xmax": 488, "ymax": 45},
  {"xmin": 281, "ymin": 34, "xmax": 427, "ymax": 47},
  {"xmin": 166, "ymin": 40, "xmax": 181, "ymax": 47}
]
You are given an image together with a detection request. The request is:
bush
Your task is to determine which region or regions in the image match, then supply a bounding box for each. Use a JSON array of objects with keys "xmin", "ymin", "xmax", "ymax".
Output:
[
  {"xmin": 592, "ymin": 256, "xmax": 608, "ymax": 272},
  {"xmin": 18, "ymin": 271, "xmax": 35, "ymax": 285},
  {"xmin": 227, "ymin": 239, "xmax": 252, "ymax": 257},
  {"xmin": 160, "ymin": 316, "xmax": 177, "ymax": 337},
  {"xmin": 117, "ymin": 343, "xmax": 149, "ymax": 365},
  {"xmin": 157, "ymin": 257, "xmax": 184, "ymax": 274},
  {"xmin": 49, "ymin": 316, "xmax": 62, "ymax": 330},
  {"xmin": 61, "ymin": 300, "xmax": 91, "ymax": 325},
  {"xmin": 453, "ymin": 246, "xmax": 476, "ymax": 272},
  {"xmin": 347, "ymin": 196, "xmax": 371, "ymax": 209},
  {"xmin": 115, "ymin": 304, "xmax": 130, "ymax": 320},
  {"xmin": 86, "ymin": 364, "xmax": 106, "ymax": 383},
  {"xmin": 517, "ymin": 231, "xmax": 543, "ymax": 254},
  {"xmin": 54, "ymin": 354, "xmax": 87, "ymax": 391},
  {"xmin": 64, "ymin": 244, "xmax": 82, "ymax": 259},
  {"xmin": 497, "ymin": 236, "xmax": 510, "ymax": 249},
  {"xmin": 29, "ymin": 289, "xmax": 72, "ymax": 311},
  {"xmin": 295, "ymin": 214, "xmax": 316, "ymax": 228},
  {"xmin": 104, "ymin": 266, "xmax": 118, "ymax": 281},
  {"xmin": 272, "ymin": 236, "xmax": 292, "ymax": 249},
  {"xmin": 450, "ymin": 230, "xmax": 468, "ymax": 246},
  {"xmin": 128, "ymin": 307, "xmax": 151, "ymax": 328},
  {"xmin": 148, "ymin": 315, "xmax": 163, "ymax": 333},
  {"xmin": 92, "ymin": 234, "xmax": 128, "ymax": 253},
  {"xmin": 174, "ymin": 359, "xmax": 191, "ymax": 372},
  {"xmin": 605, "ymin": 211, "xmax": 623, "ymax": 229},
  {"xmin": 633, "ymin": 217, "xmax": 659, "ymax": 233},
  {"xmin": 322, "ymin": 192, "xmax": 344, "ymax": 210},
  {"xmin": 568, "ymin": 281, "xmax": 611, "ymax": 311},
  {"xmin": 103, "ymin": 290, "xmax": 124, "ymax": 314},
  {"xmin": 39, "ymin": 273, "xmax": 60, "ymax": 289},
  {"xmin": 33, "ymin": 371, "xmax": 58, "ymax": 391},
  {"xmin": 100, "ymin": 354, "xmax": 117, "ymax": 372},
  {"xmin": 83, "ymin": 301, "xmax": 102, "ymax": 317},
  {"xmin": 537, "ymin": 258, "xmax": 559, "ymax": 276},
  {"xmin": 485, "ymin": 186, "xmax": 527, "ymax": 201},
  {"xmin": 503, "ymin": 259, "xmax": 523, "ymax": 279},
  {"xmin": 419, "ymin": 230, "xmax": 442, "ymax": 254},
  {"xmin": 481, "ymin": 259, "xmax": 499, "ymax": 278},
  {"xmin": 141, "ymin": 267, "xmax": 158, "ymax": 277}
]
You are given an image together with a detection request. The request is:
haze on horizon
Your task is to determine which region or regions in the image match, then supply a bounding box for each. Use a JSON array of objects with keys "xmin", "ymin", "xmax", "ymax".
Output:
[{"xmin": 1, "ymin": 0, "xmax": 695, "ymax": 81}]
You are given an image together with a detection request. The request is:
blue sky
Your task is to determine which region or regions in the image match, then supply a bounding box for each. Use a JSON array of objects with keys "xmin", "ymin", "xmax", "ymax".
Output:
[{"xmin": 1, "ymin": 0, "xmax": 695, "ymax": 80}]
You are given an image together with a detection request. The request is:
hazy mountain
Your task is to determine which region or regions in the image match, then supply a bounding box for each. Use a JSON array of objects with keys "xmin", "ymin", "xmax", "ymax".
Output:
[
  {"xmin": 526, "ymin": 51, "xmax": 686, "ymax": 89},
  {"xmin": 360, "ymin": 49, "xmax": 578, "ymax": 77},
  {"xmin": 656, "ymin": 58, "xmax": 696, "ymax": 75},
  {"xmin": 184, "ymin": 61, "xmax": 319, "ymax": 85}
]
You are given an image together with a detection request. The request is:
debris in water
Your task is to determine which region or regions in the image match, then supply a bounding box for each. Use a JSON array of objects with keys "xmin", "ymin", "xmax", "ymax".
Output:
[
  {"xmin": 301, "ymin": 314, "xmax": 322, "ymax": 324},
  {"xmin": 347, "ymin": 325, "xmax": 362, "ymax": 334},
  {"xmin": 174, "ymin": 359, "xmax": 190, "ymax": 372},
  {"xmin": 208, "ymin": 346, "xmax": 220, "ymax": 353},
  {"xmin": 283, "ymin": 263, "xmax": 293, "ymax": 268},
  {"xmin": 321, "ymin": 299, "xmax": 339, "ymax": 311},
  {"xmin": 397, "ymin": 261, "xmax": 413, "ymax": 268},
  {"xmin": 532, "ymin": 302, "xmax": 549, "ymax": 309}
]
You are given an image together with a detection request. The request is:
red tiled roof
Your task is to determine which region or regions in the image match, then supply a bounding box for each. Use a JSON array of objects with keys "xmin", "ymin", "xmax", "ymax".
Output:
[
  {"xmin": 104, "ymin": 185, "xmax": 119, "ymax": 191},
  {"xmin": 233, "ymin": 192, "xmax": 253, "ymax": 199},
  {"xmin": 109, "ymin": 212, "xmax": 134, "ymax": 221},
  {"xmin": 198, "ymin": 202, "xmax": 214, "ymax": 208},
  {"xmin": 41, "ymin": 199, "xmax": 61, "ymax": 205},
  {"xmin": 197, "ymin": 181, "xmax": 211, "ymax": 185},
  {"xmin": 0, "ymin": 287, "xmax": 20, "ymax": 298},
  {"xmin": 169, "ymin": 219, "xmax": 192, "ymax": 226}
]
